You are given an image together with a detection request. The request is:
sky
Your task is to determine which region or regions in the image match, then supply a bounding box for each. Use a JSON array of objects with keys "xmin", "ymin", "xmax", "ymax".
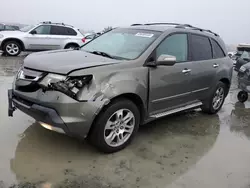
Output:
[{"xmin": 0, "ymin": 0, "xmax": 249, "ymax": 44}]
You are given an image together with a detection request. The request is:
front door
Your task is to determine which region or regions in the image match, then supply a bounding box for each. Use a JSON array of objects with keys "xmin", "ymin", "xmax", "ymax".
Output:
[
  {"xmin": 148, "ymin": 33, "xmax": 193, "ymax": 115},
  {"xmin": 25, "ymin": 25, "xmax": 53, "ymax": 50}
]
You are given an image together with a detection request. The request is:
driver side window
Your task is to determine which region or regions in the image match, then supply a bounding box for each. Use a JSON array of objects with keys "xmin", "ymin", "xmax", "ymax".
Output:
[
  {"xmin": 32, "ymin": 25, "xmax": 51, "ymax": 35},
  {"xmin": 156, "ymin": 34, "xmax": 188, "ymax": 62}
]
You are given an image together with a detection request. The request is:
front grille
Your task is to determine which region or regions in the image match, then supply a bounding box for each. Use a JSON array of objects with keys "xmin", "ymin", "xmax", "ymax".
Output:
[
  {"xmin": 16, "ymin": 82, "xmax": 41, "ymax": 92},
  {"xmin": 13, "ymin": 95, "xmax": 34, "ymax": 107}
]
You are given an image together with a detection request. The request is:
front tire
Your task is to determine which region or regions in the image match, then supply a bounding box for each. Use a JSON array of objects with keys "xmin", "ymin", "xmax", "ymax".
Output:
[
  {"xmin": 89, "ymin": 99, "xmax": 140, "ymax": 153},
  {"xmin": 202, "ymin": 81, "xmax": 227, "ymax": 114},
  {"xmin": 3, "ymin": 41, "xmax": 21, "ymax": 56}
]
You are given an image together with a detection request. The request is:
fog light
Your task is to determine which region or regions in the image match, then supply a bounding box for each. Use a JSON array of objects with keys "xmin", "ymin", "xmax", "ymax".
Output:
[{"xmin": 39, "ymin": 122, "xmax": 65, "ymax": 134}]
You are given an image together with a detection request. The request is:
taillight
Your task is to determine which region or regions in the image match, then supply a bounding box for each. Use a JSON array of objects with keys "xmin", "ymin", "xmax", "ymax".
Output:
[{"xmin": 82, "ymin": 38, "xmax": 86, "ymax": 43}]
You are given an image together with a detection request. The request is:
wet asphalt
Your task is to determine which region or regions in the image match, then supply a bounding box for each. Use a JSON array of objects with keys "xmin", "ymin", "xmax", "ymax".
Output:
[{"xmin": 0, "ymin": 54, "xmax": 250, "ymax": 188}]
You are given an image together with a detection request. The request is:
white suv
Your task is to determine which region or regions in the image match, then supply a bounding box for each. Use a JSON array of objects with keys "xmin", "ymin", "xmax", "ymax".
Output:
[{"xmin": 0, "ymin": 22, "xmax": 85, "ymax": 56}]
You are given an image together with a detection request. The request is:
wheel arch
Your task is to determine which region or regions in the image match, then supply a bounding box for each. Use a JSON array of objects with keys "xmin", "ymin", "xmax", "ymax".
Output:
[
  {"xmin": 219, "ymin": 77, "xmax": 231, "ymax": 96},
  {"xmin": 1, "ymin": 38, "xmax": 25, "ymax": 50},
  {"xmin": 87, "ymin": 93, "xmax": 146, "ymax": 138},
  {"xmin": 64, "ymin": 42, "xmax": 80, "ymax": 49}
]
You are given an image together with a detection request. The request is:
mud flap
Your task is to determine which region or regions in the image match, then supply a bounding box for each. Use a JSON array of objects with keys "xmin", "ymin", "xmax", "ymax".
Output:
[{"xmin": 8, "ymin": 89, "xmax": 15, "ymax": 117}]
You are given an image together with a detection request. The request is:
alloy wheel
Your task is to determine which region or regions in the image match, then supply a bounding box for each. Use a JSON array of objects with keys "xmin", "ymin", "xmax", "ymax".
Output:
[
  {"xmin": 212, "ymin": 87, "xmax": 224, "ymax": 110},
  {"xmin": 6, "ymin": 43, "xmax": 20, "ymax": 56},
  {"xmin": 104, "ymin": 109, "xmax": 135, "ymax": 147}
]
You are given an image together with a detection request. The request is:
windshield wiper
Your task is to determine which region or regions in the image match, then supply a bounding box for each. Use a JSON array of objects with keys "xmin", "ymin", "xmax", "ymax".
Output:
[{"xmin": 89, "ymin": 51, "xmax": 114, "ymax": 59}]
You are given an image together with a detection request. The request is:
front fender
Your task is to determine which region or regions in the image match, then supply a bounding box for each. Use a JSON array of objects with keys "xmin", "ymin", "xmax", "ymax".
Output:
[{"xmin": 73, "ymin": 67, "xmax": 148, "ymax": 107}]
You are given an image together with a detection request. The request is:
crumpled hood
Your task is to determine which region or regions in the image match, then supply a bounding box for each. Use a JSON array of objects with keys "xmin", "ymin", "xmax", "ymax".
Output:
[{"xmin": 23, "ymin": 50, "xmax": 121, "ymax": 74}]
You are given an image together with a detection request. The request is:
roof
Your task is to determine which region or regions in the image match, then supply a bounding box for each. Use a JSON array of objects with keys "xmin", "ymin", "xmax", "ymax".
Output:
[
  {"xmin": 238, "ymin": 43, "xmax": 250, "ymax": 48},
  {"xmin": 127, "ymin": 25, "xmax": 173, "ymax": 32},
  {"xmin": 127, "ymin": 23, "xmax": 219, "ymax": 37}
]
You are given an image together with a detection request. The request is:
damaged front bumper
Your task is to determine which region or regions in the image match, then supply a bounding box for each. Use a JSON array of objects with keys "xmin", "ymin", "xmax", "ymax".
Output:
[{"xmin": 8, "ymin": 88, "xmax": 107, "ymax": 139}]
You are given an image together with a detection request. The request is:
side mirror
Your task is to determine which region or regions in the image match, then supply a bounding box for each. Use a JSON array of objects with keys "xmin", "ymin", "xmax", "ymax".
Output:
[
  {"xmin": 30, "ymin": 30, "xmax": 37, "ymax": 35},
  {"xmin": 156, "ymin": 54, "xmax": 176, "ymax": 66}
]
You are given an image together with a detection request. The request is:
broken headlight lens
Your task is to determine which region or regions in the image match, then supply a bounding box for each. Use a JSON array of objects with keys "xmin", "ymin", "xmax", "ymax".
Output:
[
  {"xmin": 39, "ymin": 73, "xmax": 66, "ymax": 87},
  {"xmin": 39, "ymin": 74, "xmax": 93, "ymax": 100}
]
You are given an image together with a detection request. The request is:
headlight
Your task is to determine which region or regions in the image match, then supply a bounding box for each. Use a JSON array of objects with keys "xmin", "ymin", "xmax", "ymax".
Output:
[
  {"xmin": 39, "ymin": 74, "xmax": 93, "ymax": 100},
  {"xmin": 0, "ymin": 34, "xmax": 4, "ymax": 38},
  {"xmin": 39, "ymin": 73, "xmax": 66, "ymax": 87}
]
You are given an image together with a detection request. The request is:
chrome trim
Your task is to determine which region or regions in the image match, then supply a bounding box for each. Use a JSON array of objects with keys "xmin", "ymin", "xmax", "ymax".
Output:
[
  {"xmin": 213, "ymin": 64, "xmax": 219, "ymax": 68},
  {"xmin": 150, "ymin": 102, "xmax": 202, "ymax": 118},
  {"xmin": 152, "ymin": 92, "xmax": 191, "ymax": 103},
  {"xmin": 192, "ymin": 87, "xmax": 209, "ymax": 93},
  {"xmin": 182, "ymin": 69, "xmax": 191, "ymax": 73}
]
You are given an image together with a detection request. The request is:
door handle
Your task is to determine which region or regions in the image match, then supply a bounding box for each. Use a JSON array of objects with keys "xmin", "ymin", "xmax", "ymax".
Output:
[
  {"xmin": 182, "ymin": 69, "xmax": 191, "ymax": 74},
  {"xmin": 213, "ymin": 64, "xmax": 219, "ymax": 68}
]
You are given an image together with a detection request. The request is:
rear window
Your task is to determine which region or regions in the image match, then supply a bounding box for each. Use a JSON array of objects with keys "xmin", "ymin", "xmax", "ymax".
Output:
[{"xmin": 190, "ymin": 34, "xmax": 212, "ymax": 61}]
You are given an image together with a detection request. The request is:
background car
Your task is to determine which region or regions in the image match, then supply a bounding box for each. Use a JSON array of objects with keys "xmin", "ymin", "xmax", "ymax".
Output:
[
  {"xmin": 0, "ymin": 23, "xmax": 20, "ymax": 31},
  {"xmin": 0, "ymin": 21, "xmax": 85, "ymax": 56},
  {"xmin": 234, "ymin": 44, "xmax": 250, "ymax": 72},
  {"xmin": 83, "ymin": 33, "xmax": 99, "ymax": 43}
]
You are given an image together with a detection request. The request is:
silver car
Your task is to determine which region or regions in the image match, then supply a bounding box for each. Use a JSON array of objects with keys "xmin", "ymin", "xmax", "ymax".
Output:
[
  {"xmin": 0, "ymin": 21, "xmax": 85, "ymax": 56},
  {"xmin": 8, "ymin": 23, "xmax": 233, "ymax": 153}
]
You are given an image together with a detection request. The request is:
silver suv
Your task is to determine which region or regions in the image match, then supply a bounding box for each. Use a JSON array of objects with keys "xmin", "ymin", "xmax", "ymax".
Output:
[
  {"xmin": 8, "ymin": 23, "xmax": 233, "ymax": 153},
  {"xmin": 0, "ymin": 21, "xmax": 85, "ymax": 56}
]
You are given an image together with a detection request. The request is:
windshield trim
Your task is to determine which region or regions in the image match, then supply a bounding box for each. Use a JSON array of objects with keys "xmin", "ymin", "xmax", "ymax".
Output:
[{"xmin": 81, "ymin": 28, "xmax": 162, "ymax": 60}]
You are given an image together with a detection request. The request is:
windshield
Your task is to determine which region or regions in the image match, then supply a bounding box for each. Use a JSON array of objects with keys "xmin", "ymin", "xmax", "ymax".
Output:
[
  {"xmin": 240, "ymin": 51, "xmax": 250, "ymax": 59},
  {"xmin": 81, "ymin": 28, "xmax": 161, "ymax": 60},
  {"xmin": 20, "ymin": 25, "xmax": 34, "ymax": 32}
]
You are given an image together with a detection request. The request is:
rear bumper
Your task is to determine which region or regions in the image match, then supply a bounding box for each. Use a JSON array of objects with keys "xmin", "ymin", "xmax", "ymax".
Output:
[{"xmin": 8, "ymin": 89, "xmax": 106, "ymax": 139}]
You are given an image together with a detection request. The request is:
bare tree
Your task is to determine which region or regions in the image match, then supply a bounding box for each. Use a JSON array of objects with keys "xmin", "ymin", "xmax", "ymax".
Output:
[{"xmin": 102, "ymin": 26, "xmax": 113, "ymax": 33}]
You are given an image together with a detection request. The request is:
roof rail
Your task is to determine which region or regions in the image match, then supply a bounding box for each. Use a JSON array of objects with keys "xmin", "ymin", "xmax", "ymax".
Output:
[
  {"xmin": 40, "ymin": 21, "xmax": 73, "ymax": 28},
  {"xmin": 131, "ymin": 22, "xmax": 187, "ymax": 26},
  {"xmin": 131, "ymin": 22, "xmax": 219, "ymax": 37}
]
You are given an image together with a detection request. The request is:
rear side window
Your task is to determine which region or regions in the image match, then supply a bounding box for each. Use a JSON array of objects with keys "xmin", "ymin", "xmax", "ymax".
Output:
[
  {"xmin": 50, "ymin": 26, "xmax": 77, "ymax": 36},
  {"xmin": 156, "ymin": 34, "xmax": 188, "ymax": 62},
  {"xmin": 0, "ymin": 24, "xmax": 4, "ymax": 30},
  {"xmin": 191, "ymin": 34, "xmax": 212, "ymax": 61},
  {"xmin": 211, "ymin": 39, "xmax": 225, "ymax": 58}
]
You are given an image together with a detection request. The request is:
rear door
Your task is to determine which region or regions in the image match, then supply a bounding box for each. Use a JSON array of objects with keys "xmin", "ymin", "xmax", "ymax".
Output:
[
  {"xmin": 188, "ymin": 34, "xmax": 215, "ymax": 100},
  {"xmin": 148, "ymin": 33, "xmax": 194, "ymax": 115},
  {"xmin": 50, "ymin": 26, "xmax": 78, "ymax": 49}
]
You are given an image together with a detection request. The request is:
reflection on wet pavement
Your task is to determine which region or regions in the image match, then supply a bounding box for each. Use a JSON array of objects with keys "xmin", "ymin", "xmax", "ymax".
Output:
[{"xmin": 1, "ymin": 56, "xmax": 250, "ymax": 188}]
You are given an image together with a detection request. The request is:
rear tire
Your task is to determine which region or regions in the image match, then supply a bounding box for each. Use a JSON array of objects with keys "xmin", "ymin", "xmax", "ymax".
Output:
[
  {"xmin": 237, "ymin": 91, "xmax": 248, "ymax": 103},
  {"xmin": 89, "ymin": 99, "xmax": 140, "ymax": 153},
  {"xmin": 202, "ymin": 81, "xmax": 227, "ymax": 114},
  {"xmin": 65, "ymin": 44, "xmax": 79, "ymax": 49},
  {"xmin": 3, "ymin": 41, "xmax": 21, "ymax": 56}
]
